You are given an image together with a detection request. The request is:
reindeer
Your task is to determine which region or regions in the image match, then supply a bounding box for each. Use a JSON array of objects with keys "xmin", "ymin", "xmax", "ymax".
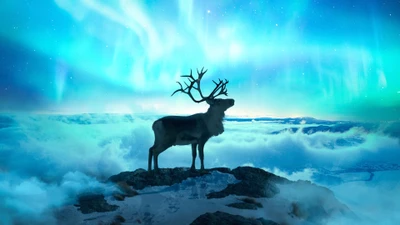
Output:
[{"xmin": 148, "ymin": 68, "xmax": 234, "ymax": 172}]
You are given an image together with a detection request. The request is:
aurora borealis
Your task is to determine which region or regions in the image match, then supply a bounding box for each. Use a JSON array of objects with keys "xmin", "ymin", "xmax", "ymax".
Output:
[
  {"xmin": 1, "ymin": 2, "xmax": 400, "ymax": 223},
  {"xmin": 1, "ymin": 0, "xmax": 399, "ymax": 121}
]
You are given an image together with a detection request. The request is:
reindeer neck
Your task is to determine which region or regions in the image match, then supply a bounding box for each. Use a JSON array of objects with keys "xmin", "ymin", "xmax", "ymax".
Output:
[
  {"xmin": 203, "ymin": 106, "xmax": 225, "ymax": 136},
  {"xmin": 205, "ymin": 106, "xmax": 225, "ymax": 119}
]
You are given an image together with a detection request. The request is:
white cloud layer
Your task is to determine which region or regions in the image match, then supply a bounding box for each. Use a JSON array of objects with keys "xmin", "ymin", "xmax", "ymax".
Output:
[{"xmin": 0, "ymin": 113, "xmax": 399, "ymax": 224}]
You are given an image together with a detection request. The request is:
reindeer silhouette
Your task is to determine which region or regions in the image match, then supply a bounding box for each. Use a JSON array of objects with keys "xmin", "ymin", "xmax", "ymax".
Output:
[{"xmin": 148, "ymin": 68, "xmax": 234, "ymax": 172}]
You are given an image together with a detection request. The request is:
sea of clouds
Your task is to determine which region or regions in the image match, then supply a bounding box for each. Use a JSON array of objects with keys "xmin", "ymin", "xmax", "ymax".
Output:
[{"xmin": 0, "ymin": 113, "xmax": 399, "ymax": 224}]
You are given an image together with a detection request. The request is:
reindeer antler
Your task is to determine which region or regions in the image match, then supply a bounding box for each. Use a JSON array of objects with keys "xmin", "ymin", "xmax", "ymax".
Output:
[{"xmin": 171, "ymin": 67, "xmax": 229, "ymax": 103}]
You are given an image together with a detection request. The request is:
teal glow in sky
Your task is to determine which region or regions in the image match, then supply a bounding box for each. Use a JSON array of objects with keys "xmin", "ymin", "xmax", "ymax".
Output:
[{"xmin": 0, "ymin": 0, "xmax": 399, "ymax": 121}]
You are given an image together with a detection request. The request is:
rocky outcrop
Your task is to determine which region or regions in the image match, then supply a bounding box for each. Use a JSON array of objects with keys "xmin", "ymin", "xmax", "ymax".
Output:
[
  {"xmin": 108, "ymin": 167, "xmax": 231, "ymax": 190},
  {"xmin": 75, "ymin": 194, "xmax": 119, "ymax": 214},
  {"xmin": 207, "ymin": 167, "xmax": 287, "ymax": 199},
  {"xmin": 189, "ymin": 211, "xmax": 279, "ymax": 225},
  {"xmin": 226, "ymin": 197, "xmax": 263, "ymax": 210},
  {"xmin": 112, "ymin": 180, "xmax": 139, "ymax": 201},
  {"xmin": 108, "ymin": 166, "xmax": 287, "ymax": 199},
  {"xmin": 70, "ymin": 166, "xmax": 357, "ymax": 225}
]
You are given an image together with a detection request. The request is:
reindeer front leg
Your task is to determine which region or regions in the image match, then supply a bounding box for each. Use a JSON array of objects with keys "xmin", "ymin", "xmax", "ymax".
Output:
[
  {"xmin": 198, "ymin": 142, "xmax": 205, "ymax": 170},
  {"xmin": 191, "ymin": 143, "xmax": 197, "ymax": 171},
  {"xmin": 154, "ymin": 153, "xmax": 159, "ymax": 172},
  {"xmin": 198, "ymin": 137, "xmax": 210, "ymax": 171}
]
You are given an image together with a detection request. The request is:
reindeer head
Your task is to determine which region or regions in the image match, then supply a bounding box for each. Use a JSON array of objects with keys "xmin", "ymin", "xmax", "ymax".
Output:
[
  {"xmin": 206, "ymin": 98, "xmax": 235, "ymax": 112},
  {"xmin": 172, "ymin": 67, "xmax": 234, "ymax": 113}
]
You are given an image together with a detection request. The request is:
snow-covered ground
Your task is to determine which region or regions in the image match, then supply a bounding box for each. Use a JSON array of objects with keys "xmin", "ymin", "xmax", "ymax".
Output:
[{"xmin": 56, "ymin": 170, "xmax": 353, "ymax": 225}]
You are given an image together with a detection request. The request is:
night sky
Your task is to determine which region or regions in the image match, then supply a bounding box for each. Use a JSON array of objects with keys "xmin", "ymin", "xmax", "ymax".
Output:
[{"xmin": 1, "ymin": 0, "xmax": 399, "ymax": 121}]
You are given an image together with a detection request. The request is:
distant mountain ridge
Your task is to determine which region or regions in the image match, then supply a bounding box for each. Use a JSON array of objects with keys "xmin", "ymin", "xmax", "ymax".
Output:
[{"xmin": 2, "ymin": 113, "xmax": 398, "ymax": 138}]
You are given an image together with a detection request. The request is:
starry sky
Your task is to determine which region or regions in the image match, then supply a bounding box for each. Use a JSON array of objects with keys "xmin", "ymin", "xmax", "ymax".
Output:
[{"xmin": 0, "ymin": 0, "xmax": 399, "ymax": 121}]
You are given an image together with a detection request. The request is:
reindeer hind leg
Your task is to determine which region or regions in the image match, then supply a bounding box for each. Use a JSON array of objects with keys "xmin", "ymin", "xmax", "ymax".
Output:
[
  {"xmin": 153, "ymin": 141, "xmax": 175, "ymax": 172},
  {"xmin": 149, "ymin": 120, "xmax": 163, "ymax": 172},
  {"xmin": 148, "ymin": 145, "xmax": 155, "ymax": 171}
]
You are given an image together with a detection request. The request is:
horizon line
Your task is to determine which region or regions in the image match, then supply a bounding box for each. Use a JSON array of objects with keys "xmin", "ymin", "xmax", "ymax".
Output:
[{"xmin": 0, "ymin": 111, "xmax": 381, "ymax": 123}]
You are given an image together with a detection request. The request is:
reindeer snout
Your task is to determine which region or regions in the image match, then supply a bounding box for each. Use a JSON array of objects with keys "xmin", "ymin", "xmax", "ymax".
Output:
[{"xmin": 230, "ymin": 99, "xmax": 235, "ymax": 106}]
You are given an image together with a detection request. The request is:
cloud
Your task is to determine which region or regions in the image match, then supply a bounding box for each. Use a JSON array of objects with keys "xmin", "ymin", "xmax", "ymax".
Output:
[
  {"xmin": 0, "ymin": 171, "xmax": 116, "ymax": 225},
  {"xmin": 261, "ymin": 168, "xmax": 400, "ymax": 224},
  {"xmin": 326, "ymin": 170, "xmax": 400, "ymax": 225},
  {"xmin": 2, "ymin": 113, "xmax": 399, "ymax": 177},
  {"xmin": 0, "ymin": 114, "xmax": 155, "ymax": 180},
  {"xmin": 202, "ymin": 121, "xmax": 400, "ymax": 172},
  {"xmin": 0, "ymin": 113, "xmax": 399, "ymax": 224},
  {"xmin": 263, "ymin": 167, "xmax": 317, "ymax": 181}
]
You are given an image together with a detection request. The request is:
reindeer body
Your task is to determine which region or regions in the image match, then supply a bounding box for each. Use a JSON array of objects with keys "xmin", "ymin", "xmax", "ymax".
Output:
[
  {"xmin": 148, "ymin": 68, "xmax": 234, "ymax": 172},
  {"xmin": 153, "ymin": 114, "xmax": 211, "ymax": 146}
]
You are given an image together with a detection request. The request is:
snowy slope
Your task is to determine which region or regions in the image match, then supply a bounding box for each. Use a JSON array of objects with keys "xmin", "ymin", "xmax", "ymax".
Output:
[{"xmin": 56, "ymin": 167, "xmax": 356, "ymax": 225}]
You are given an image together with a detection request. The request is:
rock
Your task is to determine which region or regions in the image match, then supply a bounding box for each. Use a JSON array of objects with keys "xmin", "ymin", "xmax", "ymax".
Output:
[
  {"xmin": 61, "ymin": 166, "xmax": 358, "ymax": 225},
  {"xmin": 109, "ymin": 166, "xmax": 286, "ymax": 199},
  {"xmin": 110, "ymin": 215, "xmax": 126, "ymax": 225},
  {"xmin": 227, "ymin": 197, "xmax": 263, "ymax": 210},
  {"xmin": 112, "ymin": 192, "xmax": 125, "ymax": 201},
  {"xmin": 114, "ymin": 215, "xmax": 125, "ymax": 222},
  {"xmin": 112, "ymin": 181, "xmax": 139, "ymax": 201},
  {"xmin": 116, "ymin": 181, "xmax": 139, "ymax": 197},
  {"xmin": 108, "ymin": 167, "xmax": 231, "ymax": 190},
  {"xmin": 108, "ymin": 166, "xmax": 286, "ymax": 199},
  {"xmin": 290, "ymin": 201, "xmax": 329, "ymax": 223},
  {"xmin": 239, "ymin": 197, "xmax": 263, "ymax": 208},
  {"xmin": 207, "ymin": 167, "xmax": 284, "ymax": 199},
  {"xmin": 257, "ymin": 218, "xmax": 281, "ymax": 225},
  {"xmin": 226, "ymin": 202, "xmax": 259, "ymax": 210},
  {"xmin": 189, "ymin": 211, "xmax": 279, "ymax": 225},
  {"xmin": 231, "ymin": 167, "xmax": 287, "ymax": 184},
  {"xmin": 75, "ymin": 194, "xmax": 119, "ymax": 214}
]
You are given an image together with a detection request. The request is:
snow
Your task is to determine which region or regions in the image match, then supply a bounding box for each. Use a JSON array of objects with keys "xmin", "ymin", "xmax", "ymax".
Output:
[
  {"xmin": 56, "ymin": 171, "xmax": 351, "ymax": 225},
  {"xmin": 57, "ymin": 171, "xmax": 239, "ymax": 225}
]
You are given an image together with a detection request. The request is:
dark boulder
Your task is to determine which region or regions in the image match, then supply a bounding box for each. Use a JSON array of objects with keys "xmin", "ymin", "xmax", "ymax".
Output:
[
  {"xmin": 75, "ymin": 194, "xmax": 119, "ymax": 214},
  {"xmin": 207, "ymin": 167, "xmax": 287, "ymax": 199},
  {"xmin": 108, "ymin": 167, "xmax": 231, "ymax": 190},
  {"xmin": 227, "ymin": 197, "xmax": 263, "ymax": 210},
  {"xmin": 189, "ymin": 211, "xmax": 279, "ymax": 225}
]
